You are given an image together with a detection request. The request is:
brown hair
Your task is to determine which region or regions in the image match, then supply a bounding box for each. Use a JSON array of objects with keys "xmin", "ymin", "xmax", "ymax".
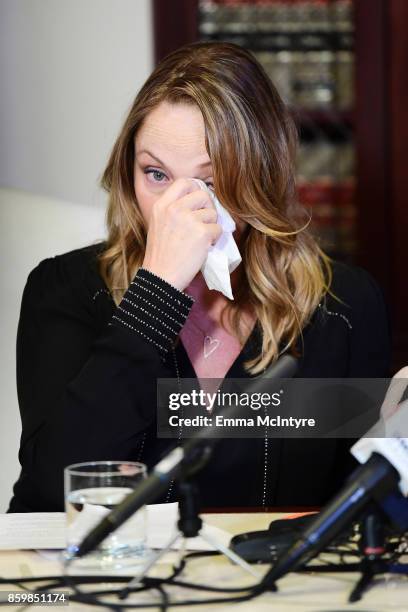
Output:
[{"xmin": 98, "ymin": 41, "xmax": 332, "ymax": 374}]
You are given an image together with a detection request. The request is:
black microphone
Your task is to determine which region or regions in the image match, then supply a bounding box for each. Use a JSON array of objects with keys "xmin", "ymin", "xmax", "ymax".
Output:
[
  {"xmin": 260, "ymin": 452, "xmax": 401, "ymax": 588},
  {"xmin": 259, "ymin": 388, "xmax": 408, "ymax": 587},
  {"xmin": 75, "ymin": 354, "xmax": 298, "ymax": 558}
]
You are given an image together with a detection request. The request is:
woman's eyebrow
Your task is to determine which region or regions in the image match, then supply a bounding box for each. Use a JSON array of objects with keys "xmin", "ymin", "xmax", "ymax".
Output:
[{"xmin": 137, "ymin": 149, "xmax": 212, "ymax": 170}]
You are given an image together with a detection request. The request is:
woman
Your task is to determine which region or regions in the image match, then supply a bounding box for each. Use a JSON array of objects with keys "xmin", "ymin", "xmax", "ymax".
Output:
[{"xmin": 8, "ymin": 42, "xmax": 390, "ymax": 513}]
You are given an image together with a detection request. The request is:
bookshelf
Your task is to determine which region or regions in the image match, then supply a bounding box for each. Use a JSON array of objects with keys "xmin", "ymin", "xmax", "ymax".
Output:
[{"xmin": 152, "ymin": 0, "xmax": 408, "ymax": 371}]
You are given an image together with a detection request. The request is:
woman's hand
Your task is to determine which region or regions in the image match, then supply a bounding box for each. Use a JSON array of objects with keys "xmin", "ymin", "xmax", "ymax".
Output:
[{"xmin": 141, "ymin": 178, "xmax": 222, "ymax": 291}]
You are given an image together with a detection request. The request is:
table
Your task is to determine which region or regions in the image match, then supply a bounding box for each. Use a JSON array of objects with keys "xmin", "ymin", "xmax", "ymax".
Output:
[{"xmin": 0, "ymin": 513, "xmax": 407, "ymax": 611}]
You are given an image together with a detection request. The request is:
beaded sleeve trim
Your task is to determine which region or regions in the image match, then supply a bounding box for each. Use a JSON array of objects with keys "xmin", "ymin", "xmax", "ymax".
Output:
[
  {"xmin": 109, "ymin": 268, "xmax": 195, "ymax": 359},
  {"xmin": 317, "ymin": 301, "xmax": 353, "ymax": 330},
  {"xmin": 92, "ymin": 288, "xmax": 114, "ymax": 302}
]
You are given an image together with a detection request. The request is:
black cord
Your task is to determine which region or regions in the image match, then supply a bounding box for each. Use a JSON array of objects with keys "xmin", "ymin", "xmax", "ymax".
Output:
[
  {"xmin": 68, "ymin": 587, "xmax": 261, "ymax": 609},
  {"xmin": 118, "ymin": 556, "xmax": 187, "ymax": 601},
  {"xmin": 1, "ymin": 530, "xmax": 406, "ymax": 610},
  {"xmin": 154, "ymin": 584, "xmax": 169, "ymax": 612},
  {"xmin": 0, "ymin": 571, "xmax": 261, "ymax": 610},
  {"xmin": 146, "ymin": 576, "xmax": 258, "ymax": 594}
]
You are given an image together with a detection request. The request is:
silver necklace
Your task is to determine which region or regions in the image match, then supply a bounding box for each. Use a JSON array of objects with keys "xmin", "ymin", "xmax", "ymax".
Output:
[
  {"xmin": 183, "ymin": 316, "xmax": 222, "ymax": 359},
  {"xmin": 203, "ymin": 335, "xmax": 221, "ymax": 359},
  {"xmin": 165, "ymin": 347, "xmax": 184, "ymax": 503},
  {"xmin": 166, "ymin": 346, "xmax": 269, "ymax": 507}
]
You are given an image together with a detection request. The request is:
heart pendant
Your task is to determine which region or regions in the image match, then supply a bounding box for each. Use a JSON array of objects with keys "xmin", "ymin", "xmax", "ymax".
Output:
[{"xmin": 204, "ymin": 335, "xmax": 220, "ymax": 358}]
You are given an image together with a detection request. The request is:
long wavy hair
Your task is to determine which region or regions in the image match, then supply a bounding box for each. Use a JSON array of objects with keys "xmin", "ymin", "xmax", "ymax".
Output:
[{"xmin": 98, "ymin": 41, "xmax": 332, "ymax": 375}]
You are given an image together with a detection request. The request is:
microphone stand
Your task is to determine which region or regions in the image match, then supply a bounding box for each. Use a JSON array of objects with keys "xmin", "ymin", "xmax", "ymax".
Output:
[
  {"xmin": 118, "ymin": 475, "xmax": 262, "ymax": 600},
  {"xmin": 348, "ymin": 507, "xmax": 408, "ymax": 603},
  {"xmin": 349, "ymin": 507, "xmax": 386, "ymax": 602}
]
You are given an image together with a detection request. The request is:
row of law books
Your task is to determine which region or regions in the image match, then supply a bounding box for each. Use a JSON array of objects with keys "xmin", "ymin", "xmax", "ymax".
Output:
[
  {"xmin": 198, "ymin": 0, "xmax": 354, "ymax": 110},
  {"xmin": 296, "ymin": 130, "xmax": 355, "ymax": 258},
  {"xmin": 298, "ymin": 179, "xmax": 356, "ymax": 260}
]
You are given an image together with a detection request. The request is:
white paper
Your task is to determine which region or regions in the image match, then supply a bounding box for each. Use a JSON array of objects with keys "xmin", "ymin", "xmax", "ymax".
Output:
[
  {"xmin": 0, "ymin": 503, "xmax": 230, "ymax": 552},
  {"xmin": 0, "ymin": 512, "xmax": 66, "ymax": 549},
  {"xmin": 191, "ymin": 178, "xmax": 242, "ymax": 300}
]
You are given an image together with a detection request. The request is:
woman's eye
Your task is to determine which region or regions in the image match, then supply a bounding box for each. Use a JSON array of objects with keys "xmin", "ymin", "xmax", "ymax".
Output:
[
  {"xmin": 145, "ymin": 169, "xmax": 167, "ymax": 183},
  {"xmin": 144, "ymin": 168, "xmax": 213, "ymax": 190}
]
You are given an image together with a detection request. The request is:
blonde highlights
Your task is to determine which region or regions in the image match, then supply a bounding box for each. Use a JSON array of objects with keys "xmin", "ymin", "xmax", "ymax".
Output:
[{"xmin": 98, "ymin": 41, "xmax": 332, "ymax": 375}]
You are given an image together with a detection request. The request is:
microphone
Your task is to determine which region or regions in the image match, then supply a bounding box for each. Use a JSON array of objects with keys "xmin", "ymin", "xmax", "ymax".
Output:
[
  {"xmin": 75, "ymin": 354, "xmax": 298, "ymax": 558},
  {"xmin": 260, "ymin": 373, "xmax": 408, "ymax": 588}
]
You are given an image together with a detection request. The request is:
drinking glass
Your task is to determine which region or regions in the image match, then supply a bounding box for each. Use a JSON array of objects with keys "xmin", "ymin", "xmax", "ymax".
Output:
[{"xmin": 64, "ymin": 461, "xmax": 147, "ymax": 571}]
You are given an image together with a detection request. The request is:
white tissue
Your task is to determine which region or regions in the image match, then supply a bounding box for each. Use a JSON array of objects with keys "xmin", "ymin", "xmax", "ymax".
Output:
[{"xmin": 191, "ymin": 178, "xmax": 242, "ymax": 300}]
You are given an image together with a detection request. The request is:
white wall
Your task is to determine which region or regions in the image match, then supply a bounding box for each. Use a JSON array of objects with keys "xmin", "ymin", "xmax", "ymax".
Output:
[
  {"xmin": 0, "ymin": 188, "xmax": 108, "ymax": 513},
  {"xmin": 0, "ymin": 0, "xmax": 153, "ymax": 207},
  {"xmin": 0, "ymin": 0, "xmax": 153, "ymax": 512}
]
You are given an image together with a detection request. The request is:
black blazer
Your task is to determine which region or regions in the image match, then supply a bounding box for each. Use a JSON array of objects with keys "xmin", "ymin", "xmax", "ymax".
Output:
[{"xmin": 8, "ymin": 242, "xmax": 391, "ymax": 512}]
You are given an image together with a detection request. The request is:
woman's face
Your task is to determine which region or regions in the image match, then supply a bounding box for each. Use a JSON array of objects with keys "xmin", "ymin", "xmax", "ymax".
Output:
[{"xmin": 133, "ymin": 100, "xmax": 246, "ymax": 237}]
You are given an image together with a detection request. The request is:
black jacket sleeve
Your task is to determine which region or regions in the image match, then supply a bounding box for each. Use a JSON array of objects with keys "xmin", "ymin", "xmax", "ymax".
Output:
[{"xmin": 9, "ymin": 255, "xmax": 194, "ymax": 512}]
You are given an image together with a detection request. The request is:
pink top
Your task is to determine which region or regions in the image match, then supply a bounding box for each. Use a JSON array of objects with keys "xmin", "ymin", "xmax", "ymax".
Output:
[{"xmin": 179, "ymin": 273, "xmax": 256, "ymax": 401}]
